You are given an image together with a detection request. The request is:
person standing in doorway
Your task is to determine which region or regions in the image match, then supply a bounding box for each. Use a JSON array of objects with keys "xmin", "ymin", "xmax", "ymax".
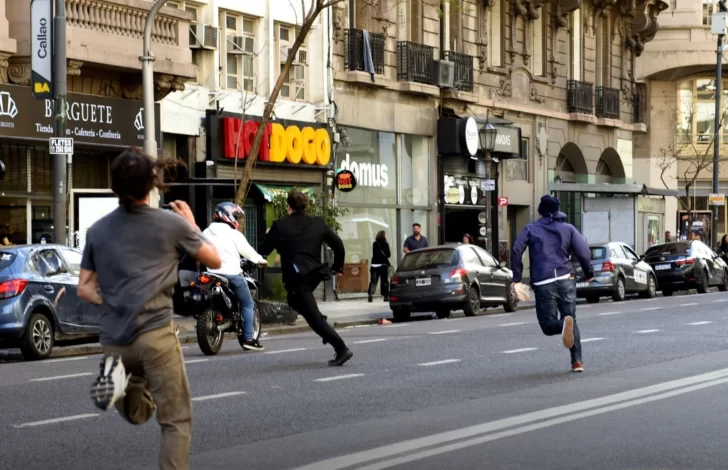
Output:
[
  {"xmin": 403, "ymin": 223, "xmax": 429, "ymax": 254},
  {"xmin": 665, "ymin": 231, "xmax": 672, "ymax": 243},
  {"xmin": 258, "ymin": 190, "xmax": 353, "ymax": 366},
  {"xmin": 462, "ymin": 233, "xmax": 475, "ymax": 245},
  {"xmin": 78, "ymin": 147, "xmax": 222, "ymax": 470},
  {"xmin": 510, "ymin": 195, "xmax": 594, "ymax": 373},
  {"xmin": 368, "ymin": 230, "xmax": 391, "ymax": 303}
]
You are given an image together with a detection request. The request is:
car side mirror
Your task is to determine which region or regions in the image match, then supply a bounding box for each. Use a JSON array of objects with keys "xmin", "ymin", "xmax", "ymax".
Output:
[{"xmin": 499, "ymin": 261, "xmax": 507, "ymax": 269}]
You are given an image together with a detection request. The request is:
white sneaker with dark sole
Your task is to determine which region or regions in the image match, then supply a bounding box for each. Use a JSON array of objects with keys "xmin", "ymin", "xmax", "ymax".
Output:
[
  {"xmin": 562, "ymin": 316, "xmax": 575, "ymax": 349},
  {"xmin": 90, "ymin": 354, "xmax": 130, "ymax": 411}
]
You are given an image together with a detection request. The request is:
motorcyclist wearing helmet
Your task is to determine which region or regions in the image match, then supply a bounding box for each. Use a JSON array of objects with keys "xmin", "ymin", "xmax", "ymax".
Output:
[{"xmin": 203, "ymin": 202, "xmax": 267, "ymax": 351}]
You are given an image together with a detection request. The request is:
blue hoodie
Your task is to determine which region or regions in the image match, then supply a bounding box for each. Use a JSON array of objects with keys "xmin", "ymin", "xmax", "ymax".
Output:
[{"xmin": 510, "ymin": 211, "xmax": 594, "ymax": 285}]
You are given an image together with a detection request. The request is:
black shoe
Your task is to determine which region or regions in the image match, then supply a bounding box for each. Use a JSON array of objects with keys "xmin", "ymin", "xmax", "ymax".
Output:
[
  {"xmin": 242, "ymin": 339, "xmax": 265, "ymax": 352},
  {"xmin": 328, "ymin": 349, "xmax": 353, "ymax": 366},
  {"xmin": 368, "ymin": 296, "xmax": 373, "ymax": 303},
  {"xmin": 383, "ymin": 297, "xmax": 389, "ymax": 302}
]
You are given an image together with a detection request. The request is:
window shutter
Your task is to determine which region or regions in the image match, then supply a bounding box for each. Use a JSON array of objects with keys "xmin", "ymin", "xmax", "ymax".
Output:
[
  {"xmin": 572, "ymin": 9, "xmax": 581, "ymax": 81},
  {"xmin": 398, "ymin": 0, "xmax": 410, "ymax": 41},
  {"xmin": 489, "ymin": 0, "xmax": 502, "ymax": 67},
  {"xmin": 533, "ymin": 14, "xmax": 544, "ymax": 76}
]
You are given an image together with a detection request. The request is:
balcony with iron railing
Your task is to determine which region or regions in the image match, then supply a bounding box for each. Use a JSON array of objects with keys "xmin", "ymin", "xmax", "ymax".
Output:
[
  {"xmin": 633, "ymin": 94, "xmax": 646, "ymax": 124},
  {"xmin": 397, "ymin": 41, "xmax": 436, "ymax": 86},
  {"xmin": 596, "ymin": 86, "xmax": 621, "ymax": 120},
  {"xmin": 441, "ymin": 50, "xmax": 473, "ymax": 92},
  {"xmin": 567, "ymin": 80, "xmax": 594, "ymax": 115},
  {"xmin": 345, "ymin": 29, "xmax": 385, "ymax": 76}
]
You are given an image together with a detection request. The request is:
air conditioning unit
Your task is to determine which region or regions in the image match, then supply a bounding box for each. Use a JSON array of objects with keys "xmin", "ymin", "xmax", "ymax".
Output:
[
  {"xmin": 189, "ymin": 24, "xmax": 219, "ymax": 50},
  {"xmin": 436, "ymin": 60, "xmax": 455, "ymax": 89},
  {"xmin": 228, "ymin": 35, "xmax": 254, "ymax": 55}
]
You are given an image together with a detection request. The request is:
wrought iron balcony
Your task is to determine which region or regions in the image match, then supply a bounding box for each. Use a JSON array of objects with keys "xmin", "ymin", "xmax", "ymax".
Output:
[
  {"xmin": 397, "ymin": 41, "xmax": 436, "ymax": 86},
  {"xmin": 345, "ymin": 29, "xmax": 386, "ymax": 75},
  {"xmin": 633, "ymin": 93, "xmax": 646, "ymax": 124},
  {"xmin": 596, "ymin": 86, "xmax": 621, "ymax": 119},
  {"xmin": 441, "ymin": 50, "xmax": 473, "ymax": 92},
  {"xmin": 567, "ymin": 80, "xmax": 594, "ymax": 115}
]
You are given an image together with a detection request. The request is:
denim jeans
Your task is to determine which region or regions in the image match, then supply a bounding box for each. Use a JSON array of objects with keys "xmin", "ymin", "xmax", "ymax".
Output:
[
  {"xmin": 223, "ymin": 274, "xmax": 255, "ymax": 341},
  {"xmin": 532, "ymin": 278, "xmax": 582, "ymax": 364}
]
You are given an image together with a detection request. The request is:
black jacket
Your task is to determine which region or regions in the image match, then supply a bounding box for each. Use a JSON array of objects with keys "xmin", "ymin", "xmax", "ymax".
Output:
[
  {"xmin": 371, "ymin": 240, "xmax": 391, "ymax": 266},
  {"xmin": 258, "ymin": 212, "xmax": 345, "ymax": 287}
]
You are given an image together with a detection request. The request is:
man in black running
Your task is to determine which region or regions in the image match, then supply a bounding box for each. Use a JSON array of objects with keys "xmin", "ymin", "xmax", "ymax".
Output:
[{"xmin": 259, "ymin": 190, "xmax": 353, "ymax": 366}]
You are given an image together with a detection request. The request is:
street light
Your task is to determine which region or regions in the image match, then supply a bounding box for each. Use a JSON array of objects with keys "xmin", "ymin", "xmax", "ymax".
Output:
[
  {"xmin": 479, "ymin": 126, "xmax": 497, "ymax": 154},
  {"xmin": 554, "ymin": 174, "xmax": 563, "ymax": 184}
]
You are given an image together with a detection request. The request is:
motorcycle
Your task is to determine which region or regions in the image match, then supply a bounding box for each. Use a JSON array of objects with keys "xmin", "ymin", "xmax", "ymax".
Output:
[{"xmin": 173, "ymin": 256, "xmax": 263, "ymax": 356}]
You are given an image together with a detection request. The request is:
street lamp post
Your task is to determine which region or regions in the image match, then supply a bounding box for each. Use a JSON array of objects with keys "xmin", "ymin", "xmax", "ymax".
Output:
[
  {"xmin": 712, "ymin": 1, "xmax": 728, "ymax": 249},
  {"xmin": 53, "ymin": 0, "xmax": 68, "ymax": 245}
]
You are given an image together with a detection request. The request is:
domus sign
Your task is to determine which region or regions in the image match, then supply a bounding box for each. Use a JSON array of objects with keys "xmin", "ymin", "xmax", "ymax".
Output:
[{"xmin": 339, "ymin": 153, "xmax": 389, "ymax": 188}]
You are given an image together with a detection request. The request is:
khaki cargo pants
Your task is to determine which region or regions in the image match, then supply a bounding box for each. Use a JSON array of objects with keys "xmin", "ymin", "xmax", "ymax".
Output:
[{"xmin": 103, "ymin": 322, "xmax": 192, "ymax": 470}]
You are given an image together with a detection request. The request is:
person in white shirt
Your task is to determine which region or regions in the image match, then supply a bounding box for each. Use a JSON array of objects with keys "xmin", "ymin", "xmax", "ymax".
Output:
[{"xmin": 203, "ymin": 202, "xmax": 267, "ymax": 351}]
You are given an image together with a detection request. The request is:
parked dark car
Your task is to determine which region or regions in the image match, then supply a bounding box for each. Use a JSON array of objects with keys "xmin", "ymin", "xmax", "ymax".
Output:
[
  {"xmin": 573, "ymin": 242, "xmax": 657, "ymax": 303},
  {"xmin": 0, "ymin": 244, "xmax": 101, "ymax": 360},
  {"xmin": 642, "ymin": 240, "xmax": 728, "ymax": 296},
  {"xmin": 389, "ymin": 244, "xmax": 517, "ymax": 321}
]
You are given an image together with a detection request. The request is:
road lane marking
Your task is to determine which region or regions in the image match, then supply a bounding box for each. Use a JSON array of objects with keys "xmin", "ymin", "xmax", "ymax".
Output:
[
  {"xmin": 635, "ymin": 329, "xmax": 660, "ymax": 334},
  {"xmin": 314, "ymin": 374, "xmax": 365, "ymax": 383},
  {"xmin": 293, "ymin": 367, "xmax": 728, "ymax": 470},
  {"xmin": 184, "ymin": 359, "xmax": 208, "ymax": 364},
  {"xmin": 679, "ymin": 303, "xmax": 699, "ymax": 307},
  {"xmin": 502, "ymin": 348, "xmax": 538, "ymax": 354},
  {"xmin": 192, "ymin": 391, "xmax": 246, "ymax": 401},
  {"xmin": 429, "ymin": 330, "xmax": 460, "ymax": 335},
  {"xmin": 641, "ymin": 307, "xmax": 661, "ymax": 311},
  {"xmin": 581, "ymin": 338, "xmax": 604, "ymax": 343},
  {"xmin": 499, "ymin": 322, "xmax": 526, "ymax": 327},
  {"xmin": 417, "ymin": 359, "xmax": 461, "ymax": 367},
  {"xmin": 14, "ymin": 413, "xmax": 99, "ymax": 428},
  {"xmin": 354, "ymin": 339, "xmax": 387, "ymax": 344},
  {"xmin": 714, "ymin": 299, "xmax": 728, "ymax": 303},
  {"xmin": 687, "ymin": 321, "xmax": 713, "ymax": 326},
  {"xmin": 598, "ymin": 312, "xmax": 621, "ymax": 316},
  {"xmin": 180, "ymin": 345, "xmax": 190, "ymax": 349},
  {"xmin": 30, "ymin": 372, "xmax": 93, "ymax": 382},
  {"xmin": 488, "ymin": 313, "xmax": 513, "ymax": 317},
  {"xmin": 265, "ymin": 348, "xmax": 308, "ymax": 355},
  {"xmin": 44, "ymin": 356, "xmax": 89, "ymax": 363}
]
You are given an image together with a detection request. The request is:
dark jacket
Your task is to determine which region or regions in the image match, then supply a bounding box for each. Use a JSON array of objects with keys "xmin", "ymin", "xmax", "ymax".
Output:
[
  {"xmin": 371, "ymin": 240, "xmax": 391, "ymax": 266},
  {"xmin": 511, "ymin": 211, "xmax": 594, "ymax": 284},
  {"xmin": 258, "ymin": 212, "xmax": 345, "ymax": 287}
]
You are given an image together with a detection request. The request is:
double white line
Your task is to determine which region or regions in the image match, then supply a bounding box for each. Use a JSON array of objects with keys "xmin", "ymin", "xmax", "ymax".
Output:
[{"xmin": 294, "ymin": 367, "xmax": 728, "ymax": 470}]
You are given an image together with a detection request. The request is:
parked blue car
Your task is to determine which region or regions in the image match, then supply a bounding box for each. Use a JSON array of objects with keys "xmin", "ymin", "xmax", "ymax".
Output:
[{"xmin": 0, "ymin": 244, "xmax": 101, "ymax": 360}]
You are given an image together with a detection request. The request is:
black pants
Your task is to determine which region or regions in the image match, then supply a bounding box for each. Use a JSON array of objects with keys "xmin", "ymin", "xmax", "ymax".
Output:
[
  {"xmin": 368, "ymin": 265, "xmax": 389, "ymax": 298},
  {"xmin": 287, "ymin": 279, "xmax": 347, "ymax": 352}
]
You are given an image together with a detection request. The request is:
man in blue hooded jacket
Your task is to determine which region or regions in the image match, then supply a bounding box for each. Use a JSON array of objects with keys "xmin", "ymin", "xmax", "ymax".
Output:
[{"xmin": 511, "ymin": 195, "xmax": 594, "ymax": 372}]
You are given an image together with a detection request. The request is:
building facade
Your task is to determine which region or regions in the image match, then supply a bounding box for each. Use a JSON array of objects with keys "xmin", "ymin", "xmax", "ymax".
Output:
[
  {"xmin": 0, "ymin": 0, "xmax": 195, "ymax": 246},
  {"xmin": 636, "ymin": 0, "xmax": 728, "ymax": 244}
]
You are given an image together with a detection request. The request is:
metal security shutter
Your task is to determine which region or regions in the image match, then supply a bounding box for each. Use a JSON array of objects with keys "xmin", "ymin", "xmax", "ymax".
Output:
[
  {"xmin": 0, "ymin": 144, "xmax": 29, "ymax": 195},
  {"xmin": 73, "ymin": 152, "xmax": 111, "ymax": 189},
  {"xmin": 32, "ymin": 148, "xmax": 53, "ymax": 196}
]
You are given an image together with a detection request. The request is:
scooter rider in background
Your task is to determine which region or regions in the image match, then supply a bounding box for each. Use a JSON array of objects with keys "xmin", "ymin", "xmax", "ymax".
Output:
[{"xmin": 203, "ymin": 202, "xmax": 268, "ymax": 352}]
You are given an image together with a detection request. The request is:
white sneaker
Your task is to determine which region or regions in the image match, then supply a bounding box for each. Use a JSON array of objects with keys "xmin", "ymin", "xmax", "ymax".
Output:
[{"xmin": 90, "ymin": 354, "xmax": 130, "ymax": 411}]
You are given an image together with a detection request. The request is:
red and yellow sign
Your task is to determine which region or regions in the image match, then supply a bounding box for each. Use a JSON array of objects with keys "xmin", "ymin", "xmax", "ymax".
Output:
[{"xmin": 223, "ymin": 118, "xmax": 331, "ymax": 166}]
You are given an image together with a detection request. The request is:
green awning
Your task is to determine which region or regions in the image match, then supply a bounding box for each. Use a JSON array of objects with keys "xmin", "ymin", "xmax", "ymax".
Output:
[{"xmin": 254, "ymin": 184, "xmax": 315, "ymax": 202}]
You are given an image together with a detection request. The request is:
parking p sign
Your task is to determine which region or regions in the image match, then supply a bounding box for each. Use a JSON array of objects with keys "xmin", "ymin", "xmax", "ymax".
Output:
[{"xmin": 49, "ymin": 137, "xmax": 73, "ymax": 155}]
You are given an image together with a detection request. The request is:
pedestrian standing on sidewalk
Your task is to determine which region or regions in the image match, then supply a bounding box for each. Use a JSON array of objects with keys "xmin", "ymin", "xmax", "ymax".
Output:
[
  {"xmin": 258, "ymin": 190, "xmax": 353, "ymax": 366},
  {"xmin": 368, "ymin": 230, "xmax": 391, "ymax": 303},
  {"xmin": 403, "ymin": 223, "xmax": 429, "ymax": 254},
  {"xmin": 78, "ymin": 147, "xmax": 221, "ymax": 470},
  {"xmin": 510, "ymin": 195, "xmax": 594, "ymax": 373}
]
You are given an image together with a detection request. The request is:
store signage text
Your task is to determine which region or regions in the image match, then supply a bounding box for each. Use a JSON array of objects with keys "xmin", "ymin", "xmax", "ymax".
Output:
[
  {"xmin": 222, "ymin": 118, "xmax": 331, "ymax": 166},
  {"xmin": 31, "ymin": 0, "xmax": 53, "ymax": 99},
  {"xmin": 339, "ymin": 153, "xmax": 389, "ymax": 188}
]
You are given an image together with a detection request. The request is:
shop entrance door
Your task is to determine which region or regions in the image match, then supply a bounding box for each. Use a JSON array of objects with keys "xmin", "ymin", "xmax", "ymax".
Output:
[{"xmin": 444, "ymin": 206, "xmax": 487, "ymax": 249}]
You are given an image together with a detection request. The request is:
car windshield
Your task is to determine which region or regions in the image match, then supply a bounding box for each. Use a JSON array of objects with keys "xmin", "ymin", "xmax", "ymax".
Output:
[
  {"xmin": 590, "ymin": 247, "xmax": 607, "ymax": 260},
  {"xmin": 0, "ymin": 252, "xmax": 15, "ymax": 271},
  {"xmin": 400, "ymin": 249, "xmax": 458, "ymax": 270},
  {"xmin": 645, "ymin": 243, "xmax": 689, "ymax": 257}
]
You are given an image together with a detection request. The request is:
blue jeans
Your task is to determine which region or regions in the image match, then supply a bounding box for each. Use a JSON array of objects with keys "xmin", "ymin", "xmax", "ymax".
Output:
[
  {"xmin": 223, "ymin": 274, "xmax": 255, "ymax": 341},
  {"xmin": 532, "ymin": 278, "xmax": 582, "ymax": 364}
]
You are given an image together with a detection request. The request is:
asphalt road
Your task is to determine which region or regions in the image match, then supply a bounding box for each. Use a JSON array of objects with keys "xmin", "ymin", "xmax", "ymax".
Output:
[{"xmin": 3, "ymin": 290, "xmax": 728, "ymax": 469}]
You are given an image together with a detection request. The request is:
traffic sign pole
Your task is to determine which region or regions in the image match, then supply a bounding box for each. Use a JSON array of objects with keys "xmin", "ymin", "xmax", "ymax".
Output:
[{"xmin": 53, "ymin": 0, "xmax": 68, "ymax": 245}]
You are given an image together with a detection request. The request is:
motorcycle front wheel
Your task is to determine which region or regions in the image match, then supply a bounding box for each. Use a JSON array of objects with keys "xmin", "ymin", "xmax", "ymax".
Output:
[
  {"xmin": 197, "ymin": 308, "xmax": 224, "ymax": 356},
  {"xmin": 237, "ymin": 299, "xmax": 263, "ymax": 349}
]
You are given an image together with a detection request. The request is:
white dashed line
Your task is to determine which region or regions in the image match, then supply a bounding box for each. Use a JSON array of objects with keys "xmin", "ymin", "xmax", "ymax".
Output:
[
  {"xmin": 598, "ymin": 312, "xmax": 621, "ymax": 316},
  {"xmin": 29, "ymin": 373, "xmax": 93, "ymax": 382},
  {"xmin": 192, "ymin": 391, "xmax": 246, "ymax": 402},
  {"xmin": 488, "ymin": 313, "xmax": 514, "ymax": 318},
  {"xmin": 581, "ymin": 337, "xmax": 605, "ymax": 343},
  {"xmin": 265, "ymin": 348, "xmax": 307, "ymax": 355},
  {"xmin": 184, "ymin": 359, "xmax": 208, "ymax": 364},
  {"xmin": 641, "ymin": 307, "xmax": 662, "ymax": 311},
  {"xmin": 499, "ymin": 322, "xmax": 527, "ymax": 327},
  {"xmin": 687, "ymin": 321, "xmax": 713, "ymax": 326},
  {"xmin": 635, "ymin": 329, "xmax": 660, "ymax": 334},
  {"xmin": 353, "ymin": 338, "xmax": 387, "ymax": 344},
  {"xmin": 502, "ymin": 348, "xmax": 538, "ymax": 354},
  {"xmin": 679, "ymin": 303, "xmax": 699, "ymax": 307},
  {"xmin": 314, "ymin": 374, "xmax": 366, "ymax": 383},
  {"xmin": 418, "ymin": 359, "xmax": 461, "ymax": 367},
  {"xmin": 384, "ymin": 324, "xmax": 406, "ymax": 328},
  {"xmin": 429, "ymin": 330, "xmax": 461, "ymax": 335},
  {"xmin": 44, "ymin": 356, "xmax": 89, "ymax": 363},
  {"xmin": 14, "ymin": 413, "xmax": 99, "ymax": 428},
  {"xmin": 180, "ymin": 345, "xmax": 190, "ymax": 350},
  {"xmin": 714, "ymin": 299, "xmax": 728, "ymax": 303}
]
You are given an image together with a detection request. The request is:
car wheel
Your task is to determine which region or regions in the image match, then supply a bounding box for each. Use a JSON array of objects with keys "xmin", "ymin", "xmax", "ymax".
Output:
[
  {"xmin": 20, "ymin": 312, "xmax": 54, "ymax": 361},
  {"xmin": 719, "ymin": 270, "xmax": 728, "ymax": 292},
  {"xmin": 463, "ymin": 285, "xmax": 480, "ymax": 317},
  {"xmin": 503, "ymin": 286, "xmax": 518, "ymax": 313},
  {"xmin": 586, "ymin": 295, "xmax": 600, "ymax": 304},
  {"xmin": 662, "ymin": 289, "xmax": 673, "ymax": 297},
  {"xmin": 612, "ymin": 277, "xmax": 626, "ymax": 302},
  {"xmin": 436, "ymin": 309, "xmax": 451, "ymax": 319},
  {"xmin": 392, "ymin": 307, "xmax": 411, "ymax": 322},
  {"xmin": 639, "ymin": 275, "xmax": 657, "ymax": 299},
  {"xmin": 696, "ymin": 269, "xmax": 709, "ymax": 294}
]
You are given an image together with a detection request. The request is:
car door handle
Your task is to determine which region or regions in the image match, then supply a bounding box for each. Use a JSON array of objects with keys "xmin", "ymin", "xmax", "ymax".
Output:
[{"xmin": 44, "ymin": 285, "xmax": 54, "ymax": 294}]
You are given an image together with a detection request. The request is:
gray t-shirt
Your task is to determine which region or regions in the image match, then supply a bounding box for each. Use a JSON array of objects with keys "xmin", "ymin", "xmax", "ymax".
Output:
[{"xmin": 81, "ymin": 205, "xmax": 203, "ymax": 345}]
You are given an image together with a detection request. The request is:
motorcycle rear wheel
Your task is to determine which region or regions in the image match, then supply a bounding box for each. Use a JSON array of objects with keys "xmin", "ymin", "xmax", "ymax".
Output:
[
  {"xmin": 237, "ymin": 299, "xmax": 263, "ymax": 349},
  {"xmin": 197, "ymin": 308, "xmax": 224, "ymax": 356}
]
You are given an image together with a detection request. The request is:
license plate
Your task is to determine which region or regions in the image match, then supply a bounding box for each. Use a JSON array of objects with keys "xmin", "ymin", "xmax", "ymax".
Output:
[
  {"xmin": 416, "ymin": 278, "xmax": 431, "ymax": 287},
  {"xmin": 655, "ymin": 264, "xmax": 672, "ymax": 271},
  {"xmin": 576, "ymin": 282, "xmax": 589, "ymax": 288}
]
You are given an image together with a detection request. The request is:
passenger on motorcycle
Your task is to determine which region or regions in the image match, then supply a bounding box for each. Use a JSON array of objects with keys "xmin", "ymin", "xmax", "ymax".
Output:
[{"xmin": 203, "ymin": 202, "xmax": 268, "ymax": 351}]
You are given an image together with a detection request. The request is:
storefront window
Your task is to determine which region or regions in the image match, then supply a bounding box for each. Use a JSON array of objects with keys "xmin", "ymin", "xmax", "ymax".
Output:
[
  {"xmin": 336, "ymin": 128, "xmax": 397, "ymax": 205},
  {"xmin": 0, "ymin": 198, "xmax": 27, "ymax": 245},
  {"xmin": 400, "ymin": 135, "xmax": 430, "ymax": 207},
  {"xmin": 399, "ymin": 209, "xmax": 431, "ymax": 259}
]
